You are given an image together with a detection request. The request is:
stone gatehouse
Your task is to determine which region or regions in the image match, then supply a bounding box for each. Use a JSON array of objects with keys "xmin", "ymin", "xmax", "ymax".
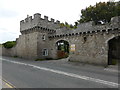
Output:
[{"xmin": 2, "ymin": 13, "xmax": 120, "ymax": 66}]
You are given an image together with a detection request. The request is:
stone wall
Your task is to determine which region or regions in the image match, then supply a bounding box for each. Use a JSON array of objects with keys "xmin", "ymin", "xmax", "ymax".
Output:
[
  {"xmin": 2, "ymin": 32, "xmax": 39, "ymax": 60},
  {"xmin": 49, "ymin": 28, "xmax": 120, "ymax": 65},
  {"xmin": 15, "ymin": 32, "xmax": 38, "ymax": 59},
  {"xmin": 2, "ymin": 46, "xmax": 16, "ymax": 57},
  {"xmin": 2, "ymin": 14, "xmax": 120, "ymax": 65}
]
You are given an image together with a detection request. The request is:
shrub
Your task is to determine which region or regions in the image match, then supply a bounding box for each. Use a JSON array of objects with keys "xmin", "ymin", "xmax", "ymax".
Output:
[
  {"xmin": 45, "ymin": 58, "xmax": 53, "ymax": 60},
  {"xmin": 35, "ymin": 58, "xmax": 53, "ymax": 61},
  {"xmin": 13, "ymin": 55, "xmax": 18, "ymax": 58},
  {"xmin": 57, "ymin": 51, "xmax": 69, "ymax": 59},
  {"xmin": 35, "ymin": 59, "xmax": 45, "ymax": 61},
  {"xmin": 112, "ymin": 59, "xmax": 117, "ymax": 65},
  {"xmin": 3, "ymin": 41, "xmax": 16, "ymax": 49}
]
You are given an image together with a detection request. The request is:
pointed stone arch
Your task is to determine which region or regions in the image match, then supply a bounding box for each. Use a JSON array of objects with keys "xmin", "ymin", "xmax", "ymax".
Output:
[
  {"xmin": 56, "ymin": 40, "xmax": 69, "ymax": 59},
  {"xmin": 108, "ymin": 36, "xmax": 120, "ymax": 65}
]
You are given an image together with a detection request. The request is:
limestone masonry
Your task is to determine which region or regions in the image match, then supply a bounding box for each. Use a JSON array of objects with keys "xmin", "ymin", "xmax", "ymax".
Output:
[{"xmin": 2, "ymin": 13, "xmax": 120, "ymax": 66}]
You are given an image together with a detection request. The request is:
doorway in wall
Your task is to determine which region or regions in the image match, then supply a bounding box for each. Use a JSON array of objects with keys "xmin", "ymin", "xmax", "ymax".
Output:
[
  {"xmin": 108, "ymin": 36, "xmax": 120, "ymax": 65},
  {"xmin": 56, "ymin": 40, "xmax": 69, "ymax": 59}
]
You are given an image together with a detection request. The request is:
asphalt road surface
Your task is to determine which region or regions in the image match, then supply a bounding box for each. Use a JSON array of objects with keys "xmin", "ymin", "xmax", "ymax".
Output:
[{"xmin": 1, "ymin": 56, "xmax": 119, "ymax": 88}]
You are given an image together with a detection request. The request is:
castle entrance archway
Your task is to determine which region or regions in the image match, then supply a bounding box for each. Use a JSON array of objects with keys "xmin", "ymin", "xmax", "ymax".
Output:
[
  {"xmin": 56, "ymin": 40, "xmax": 69, "ymax": 59},
  {"xmin": 108, "ymin": 36, "xmax": 120, "ymax": 65}
]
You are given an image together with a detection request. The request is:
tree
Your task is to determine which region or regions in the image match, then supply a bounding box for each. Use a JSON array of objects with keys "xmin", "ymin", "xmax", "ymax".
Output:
[
  {"xmin": 60, "ymin": 23, "xmax": 65, "ymax": 28},
  {"xmin": 74, "ymin": 22, "xmax": 78, "ymax": 26},
  {"xmin": 59, "ymin": 22, "xmax": 77, "ymax": 29},
  {"xmin": 2, "ymin": 41, "xmax": 16, "ymax": 49},
  {"xmin": 70, "ymin": 24, "xmax": 74, "ymax": 28},
  {"xmin": 78, "ymin": 1, "xmax": 119, "ymax": 24},
  {"xmin": 116, "ymin": 1, "xmax": 120, "ymax": 16}
]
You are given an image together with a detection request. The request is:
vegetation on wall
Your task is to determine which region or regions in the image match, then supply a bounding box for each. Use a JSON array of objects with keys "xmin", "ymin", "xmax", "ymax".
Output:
[
  {"xmin": 2, "ymin": 41, "xmax": 16, "ymax": 49},
  {"xmin": 60, "ymin": 22, "xmax": 77, "ymax": 29},
  {"xmin": 77, "ymin": 1, "xmax": 120, "ymax": 24}
]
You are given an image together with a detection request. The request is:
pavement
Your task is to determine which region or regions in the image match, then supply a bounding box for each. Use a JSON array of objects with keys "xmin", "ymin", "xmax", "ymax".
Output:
[{"xmin": 1, "ymin": 56, "xmax": 119, "ymax": 88}]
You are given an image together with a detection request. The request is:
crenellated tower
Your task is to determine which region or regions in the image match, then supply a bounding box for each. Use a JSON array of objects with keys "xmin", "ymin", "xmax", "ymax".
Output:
[
  {"xmin": 20, "ymin": 13, "xmax": 63, "ymax": 35},
  {"xmin": 19, "ymin": 13, "xmax": 66, "ymax": 59}
]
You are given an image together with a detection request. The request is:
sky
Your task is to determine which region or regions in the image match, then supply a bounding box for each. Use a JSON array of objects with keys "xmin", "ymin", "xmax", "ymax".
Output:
[{"xmin": 0, "ymin": 0, "xmax": 119, "ymax": 43}]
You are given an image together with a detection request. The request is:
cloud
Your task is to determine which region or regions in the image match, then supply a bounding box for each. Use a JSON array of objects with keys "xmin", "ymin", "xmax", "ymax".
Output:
[
  {"xmin": 0, "ymin": 8, "xmax": 19, "ymax": 18},
  {"xmin": 0, "ymin": 30, "xmax": 20, "ymax": 43},
  {"xmin": 0, "ymin": 28, "xmax": 8, "ymax": 31}
]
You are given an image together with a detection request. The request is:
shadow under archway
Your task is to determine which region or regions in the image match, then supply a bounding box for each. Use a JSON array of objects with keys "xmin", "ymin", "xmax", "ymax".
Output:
[
  {"xmin": 56, "ymin": 40, "xmax": 69, "ymax": 59},
  {"xmin": 108, "ymin": 36, "xmax": 120, "ymax": 65}
]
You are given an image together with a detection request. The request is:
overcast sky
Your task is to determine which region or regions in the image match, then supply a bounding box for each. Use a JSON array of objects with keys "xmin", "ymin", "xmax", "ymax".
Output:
[{"xmin": 0, "ymin": 0, "xmax": 119, "ymax": 43}]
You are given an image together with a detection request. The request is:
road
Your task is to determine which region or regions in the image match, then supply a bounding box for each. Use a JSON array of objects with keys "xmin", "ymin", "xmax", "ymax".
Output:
[{"xmin": 1, "ymin": 56, "xmax": 119, "ymax": 88}]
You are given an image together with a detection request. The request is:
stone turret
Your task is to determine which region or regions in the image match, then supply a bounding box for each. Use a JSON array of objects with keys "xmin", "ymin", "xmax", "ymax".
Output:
[
  {"xmin": 44, "ymin": 16, "xmax": 48, "ymax": 21},
  {"xmin": 20, "ymin": 13, "xmax": 61, "ymax": 34}
]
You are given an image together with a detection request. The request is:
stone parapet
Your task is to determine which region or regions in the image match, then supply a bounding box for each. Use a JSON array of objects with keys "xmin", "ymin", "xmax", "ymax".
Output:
[{"xmin": 20, "ymin": 13, "xmax": 61, "ymax": 32}]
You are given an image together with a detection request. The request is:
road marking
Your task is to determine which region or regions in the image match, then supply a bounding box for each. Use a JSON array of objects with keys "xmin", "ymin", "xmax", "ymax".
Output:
[
  {"xmin": 5, "ymin": 83, "xmax": 13, "ymax": 88},
  {"xmin": 1, "ymin": 58, "xmax": 119, "ymax": 87},
  {"xmin": 2, "ymin": 78, "xmax": 15, "ymax": 88},
  {"xmin": 104, "ymin": 68, "xmax": 119, "ymax": 73}
]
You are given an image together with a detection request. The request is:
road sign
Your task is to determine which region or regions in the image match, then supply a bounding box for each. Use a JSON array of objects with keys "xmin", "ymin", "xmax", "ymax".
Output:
[{"xmin": 70, "ymin": 44, "xmax": 75, "ymax": 52}]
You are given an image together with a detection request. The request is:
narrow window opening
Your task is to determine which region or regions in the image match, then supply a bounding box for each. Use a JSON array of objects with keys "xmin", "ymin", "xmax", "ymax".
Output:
[
  {"xmin": 43, "ymin": 49, "xmax": 48, "ymax": 56},
  {"xmin": 83, "ymin": 37, "xmax": 87, "ymax": 43},
  {"xmin": 42, "ymin": 34, "xmax": 46, "ymax": 40}
]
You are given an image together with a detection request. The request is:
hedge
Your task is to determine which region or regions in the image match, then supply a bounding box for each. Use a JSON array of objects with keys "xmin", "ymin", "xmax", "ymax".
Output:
[{"xmin": 2, "ymin": 41, "xmax": 16, "ymax": 49}]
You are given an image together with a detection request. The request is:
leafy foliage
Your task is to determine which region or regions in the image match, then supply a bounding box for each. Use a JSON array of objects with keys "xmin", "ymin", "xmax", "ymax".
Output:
[
  {"xmin": 3, "ymin": 41, "xmax": 16, "ymax": 49},
  {"xmin": 57, "ymin": 51, "xmax": 69, "ymax": 59},
  {"xmin": 59, "ymin": 22, "xmax": 77, "ymax": 29},
  {"xmin": 78, "ymin": 1, "xmax": 120, "ymax": 24}
]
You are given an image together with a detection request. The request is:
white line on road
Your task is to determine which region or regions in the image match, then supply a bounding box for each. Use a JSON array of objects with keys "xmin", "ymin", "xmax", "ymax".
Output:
[
  {"xmin": 1, "ymin": 58, "xmax": 119, "ymax": 87},
  {"xmin": 104, "ymin": 68, "xmax": 119, "ymax": 73}
]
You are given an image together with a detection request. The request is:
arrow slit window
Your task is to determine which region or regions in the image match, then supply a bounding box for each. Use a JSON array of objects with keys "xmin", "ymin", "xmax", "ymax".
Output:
[
  {"xmin": 42, "ymin": 34, "xmax": 45, "ymax": 40},
  {"xmin": 42, "ymin": 49, "xmax": 48, "ymax": 56}
]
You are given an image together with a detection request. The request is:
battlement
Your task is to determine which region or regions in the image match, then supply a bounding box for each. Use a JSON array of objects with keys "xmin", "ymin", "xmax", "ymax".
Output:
[
  {"xmin": 20, "ymin": 13, "xmax": 120, "ymax": 37},
  {"xmin": 20, "ymin": 13, "xmax": 61, "ymax": 32},
  {"xmin": 49, "ymin": 27, "xmax": 120, "ymax": 39},
  {"xmin": 49, "ymin": 16, "xmax": 120, "ymax": 37},
  {"xmin": 20, "ymin": 13, "xmax": 61, "ymax": 24},
  {"xmin": 75, "ymin": 16, "xmax": 120, "ymax": 32}
]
